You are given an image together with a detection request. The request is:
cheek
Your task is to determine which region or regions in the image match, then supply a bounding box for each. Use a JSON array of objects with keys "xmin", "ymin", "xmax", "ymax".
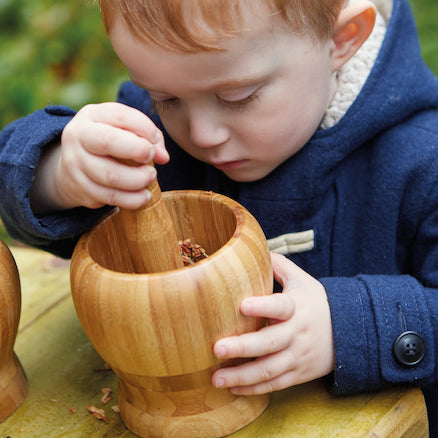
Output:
[
  {"xmin": 230, "ymin": 113, "xmax": 299, "ymax": 164},
  {"xmin": 277, "ymin": 79, "xmax": 332, "ymax": 141},
  {"xmin": 300, "ymin": 63, "xmax": 334, "ymax": 120},
  {"xmin": 159, "ymin": 115, "xmax": 190, "ymax": 147},
  {"xmin": 250, "ymin": 102, "xmax": 313, "ymax": 154}
]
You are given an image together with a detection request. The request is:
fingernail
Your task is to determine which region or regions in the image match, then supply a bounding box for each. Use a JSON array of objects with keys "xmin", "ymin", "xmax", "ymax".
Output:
[
  {"xmin": 146, "ymin": 146, "xmax": 155, "ymax": 162},
  {"xmin": 144, "ymin": 190, "xmax": 152, "ymax": 202},
  {"xmin": 215, "ymin": 344, "xmax": 228, "ymax": 358},
  {"xmin": 214, "ymin": 377, "xmax": 226, "ymax": 389},
  {"xmin": 241, "ymin": 301, "xmax": 253, "ymax": 313},
  {"xmin": 152, "ymin": 131, "xmax": 162, "ymax": 144}
]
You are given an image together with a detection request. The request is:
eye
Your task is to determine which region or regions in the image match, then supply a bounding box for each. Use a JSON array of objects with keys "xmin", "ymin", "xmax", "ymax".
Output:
[
  {"xmin": 217, "ymin": 92, "xmax": 260, "ymax": 111},
  {"xmin": 150, "ymin": 97, "xmax": 181, "ymax": 113}
]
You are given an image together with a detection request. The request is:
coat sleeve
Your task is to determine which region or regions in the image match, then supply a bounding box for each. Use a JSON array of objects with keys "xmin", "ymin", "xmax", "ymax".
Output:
[
  {"xmin": 321, "ymin": 182, "xmax": 438, "ymax": 394},
  {"xmin": 0, "ymin": 105, "xmax": 110, "ymax": 258}
]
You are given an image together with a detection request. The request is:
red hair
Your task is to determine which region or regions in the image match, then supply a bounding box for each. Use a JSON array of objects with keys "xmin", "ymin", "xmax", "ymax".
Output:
[{"xmin": 98, "ymin": 0, "xmax": 344, "ymax": 52}]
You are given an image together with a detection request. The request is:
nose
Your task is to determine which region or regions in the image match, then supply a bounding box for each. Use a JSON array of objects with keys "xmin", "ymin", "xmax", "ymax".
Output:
[{"xmin": 188, "ymin": 106, "xmax": 229, "ymax": 149}]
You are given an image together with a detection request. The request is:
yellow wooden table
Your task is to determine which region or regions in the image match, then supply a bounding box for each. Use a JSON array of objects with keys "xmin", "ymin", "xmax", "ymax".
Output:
[{"xmin": 0, "ymin": 247, "xmax": 429, "ymax": 437}]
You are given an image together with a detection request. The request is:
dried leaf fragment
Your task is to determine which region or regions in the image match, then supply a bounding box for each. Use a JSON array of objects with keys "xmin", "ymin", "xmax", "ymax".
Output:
[
  {"xmin": 178, "ymin": 239, "xmax": 208, "ymax": 265},
  {"xmin": 111, "ymin": 405, "xmax": 120, "ymax": 413},
  {"xmin": 87, "ymin": 404, "xmax": 109, "ymax": 423},
  {"xmin": 68, "ymin": 406, "xmax": 77, "ymax": 414},
  {"xmin": 101, "ymin": 388, "xmax": 113, "ymax": 405}
]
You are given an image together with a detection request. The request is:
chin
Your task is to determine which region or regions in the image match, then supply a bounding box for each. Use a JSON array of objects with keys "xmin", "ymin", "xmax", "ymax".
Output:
[{"xmin": 222, "ymin": 168, "xmax": 271, "ymax": 183}]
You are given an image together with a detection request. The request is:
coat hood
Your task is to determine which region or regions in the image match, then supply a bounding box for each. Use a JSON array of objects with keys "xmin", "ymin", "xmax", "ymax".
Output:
[{"xmin": 232, "ymin": 0, "xmax": 438, "ymax": 201}]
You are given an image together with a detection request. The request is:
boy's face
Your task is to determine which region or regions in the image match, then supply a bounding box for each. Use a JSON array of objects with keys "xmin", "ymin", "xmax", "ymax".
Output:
[{"xmin": 109, "ymin": 9, "xmax": 338, "ymax": 182}]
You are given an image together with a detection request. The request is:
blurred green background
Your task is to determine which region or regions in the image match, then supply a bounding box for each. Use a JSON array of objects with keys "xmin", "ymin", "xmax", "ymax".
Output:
[
  {"xmin": 0, "ymin": 0, "xmax": 128, "ymax": 130},
  {"xmin": 0, "ymin": 0, "xmax": 437, "ymax": 243},
  {"xmin": 0, "ymin": 0, "xmax": 437, "ymax": 130}
]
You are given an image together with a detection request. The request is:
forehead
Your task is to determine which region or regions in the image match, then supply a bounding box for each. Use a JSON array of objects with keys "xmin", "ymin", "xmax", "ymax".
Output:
[
  {"xmin": 108, "ymin": 0, "xmax": 290, "ymax": 53},
  {"xmin": 109, "ymin": 9, "xmax": 315, "ymax": 96}
]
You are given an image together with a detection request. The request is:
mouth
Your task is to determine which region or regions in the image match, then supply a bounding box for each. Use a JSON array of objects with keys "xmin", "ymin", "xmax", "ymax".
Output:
[{"xmin": 211, "ymin": 160, "xmax": 247, "ymax": 171}]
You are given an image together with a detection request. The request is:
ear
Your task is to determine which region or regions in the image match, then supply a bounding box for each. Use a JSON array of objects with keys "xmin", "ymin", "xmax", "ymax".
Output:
[{"xmin": 330, "ymin": 1, "xmax": 377, "ymax": 72}]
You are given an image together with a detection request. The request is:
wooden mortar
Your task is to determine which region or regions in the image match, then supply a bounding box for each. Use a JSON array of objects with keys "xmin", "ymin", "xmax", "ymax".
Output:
[
  {"xmin": 0, "ymin": 238, "xmax": 27, "ymax": 422},
  {"xmin": 70, "ymin": 189, "xmax": 273, "ymax": 438}
]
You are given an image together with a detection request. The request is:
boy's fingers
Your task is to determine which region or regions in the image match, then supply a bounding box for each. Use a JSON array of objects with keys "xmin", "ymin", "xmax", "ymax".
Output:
[
  {"xmin": 72, "ymin": 103, "xmax": 169, "ymax": 163},
  {"xmin": 67, "ymin": 176, "xmax": 152, "ymax": 210},
  {"xmin": 80, "ymin": 155, "xmax": 157, "ymax": 191},
  {"xmin": 271, "ymin": 252, "xmax": 296, "ymax": 288},
  {"xmin": 152, "ymin": 135, "xmax": 170, "ymax": 164},
  {"xmin": 240, "ymin": 293, "xmax": 294, "ymax": 321},
  {"xmin": 213, "ymin": 350, "xmax": 297, "ymax": 391},
  {"xmin": 97, "ymin": 187, "xmax": 153, "ymax": 210},
  {"xmin": 214, "ymin": 321, "xmax": 293, "ymax": 359},
  {"xmin": 72, "ymin": 122, "xmax": 153, "ymax": 163},
  {"xmin": 271, "ymin": 252, "xmax": 313, "ymax": 290},
  {"xmin": 228, "ymin": 370, "xmax": 299, "ymax": 395},
  {"xmin": 81, "ymin": 102, "xmax": 160, "ymax": 140}
]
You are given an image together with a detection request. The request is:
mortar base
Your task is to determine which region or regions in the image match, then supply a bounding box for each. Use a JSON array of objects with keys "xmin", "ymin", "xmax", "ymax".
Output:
[
  {"xmin": 118, "ymin": 380, "xmax": 270, "ymax": 438},
  {"xmin": 0, "ymin": 353, "xmax": 27, "ymax": 422}
]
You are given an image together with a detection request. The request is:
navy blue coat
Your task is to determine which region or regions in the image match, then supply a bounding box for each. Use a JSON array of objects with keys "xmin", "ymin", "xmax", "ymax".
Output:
[{"xmin": 1, "ymin": 0, "xmax": 438, "ymax": 430}]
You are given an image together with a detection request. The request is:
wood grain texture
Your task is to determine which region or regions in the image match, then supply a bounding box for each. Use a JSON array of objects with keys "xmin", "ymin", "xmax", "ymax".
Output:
[
  {"xmin": 229, "ymin": 380, "xmax": 429, "ymax": 438},
  {"xmin": 116, "ymin": 175, "xmax": 184, "ymax": 273},
  {"xmin": 0, "ymin": 239, "xmax": 27, "ymax": 422},
  {"xmin": 366, "ymin": 387, "xmax": 429, "ymax": 437},
  {"xmin": 70, "ymin": 190, "xmax": 274, "ymax": 437},
  {"xmin": 0, "ymin": 247, "xmax": 428, "ymax": 437}
]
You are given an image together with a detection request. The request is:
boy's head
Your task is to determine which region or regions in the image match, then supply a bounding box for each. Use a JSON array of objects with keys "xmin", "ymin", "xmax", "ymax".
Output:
[
  {"xmin": 98, "ymin": 0, "xmax": 345, "ymax": 53},
  {"xmin": 103, "ymin": 0, "xmax": 376, "ymax": 182}
]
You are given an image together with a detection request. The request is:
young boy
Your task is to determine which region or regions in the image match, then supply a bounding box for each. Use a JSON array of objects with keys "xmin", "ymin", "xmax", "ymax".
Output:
[{"xmin": 1, "ymin": 0, "xmax": 438, "ymax": 434}]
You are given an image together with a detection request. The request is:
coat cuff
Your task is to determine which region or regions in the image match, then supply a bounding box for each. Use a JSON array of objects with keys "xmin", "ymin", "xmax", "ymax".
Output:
[{"xmin": 321, "ymin": 275, "xmax": 435, "ymax": 395}]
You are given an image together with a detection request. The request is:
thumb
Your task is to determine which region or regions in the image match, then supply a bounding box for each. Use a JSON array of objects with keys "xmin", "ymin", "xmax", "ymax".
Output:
[
  {"xmin": 152, "ymin": 131, "xmax": 170, "ymax": 165},
  {"xmin": 270, "ymin": 252, "xmax": 305, "ymax": 290}
]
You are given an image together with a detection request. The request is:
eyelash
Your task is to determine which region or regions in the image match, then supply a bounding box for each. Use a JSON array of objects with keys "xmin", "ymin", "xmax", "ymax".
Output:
[
  {"xmin": 218, "ymin": 93, "xmax": 260, "ymax": 111},
  {"xmin": 151, "ymin": 98, "xmax": 179, "ymax": 113},
  {"xmin": 151, "ymin": 92, "xmax": 260, "ymax": 113}
]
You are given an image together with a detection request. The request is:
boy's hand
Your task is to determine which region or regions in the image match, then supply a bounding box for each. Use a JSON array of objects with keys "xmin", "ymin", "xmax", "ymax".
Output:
[
  {"xmin": 212, "ymin": 253, "xmax": 335, "ymax": 395},
  {"xmin": 31, "ymin": 102, "xmax": 169, "ymax": 213}
]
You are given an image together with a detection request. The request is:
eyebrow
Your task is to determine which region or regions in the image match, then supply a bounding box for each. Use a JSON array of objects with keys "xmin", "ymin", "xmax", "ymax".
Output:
[
  {"xmin": 209, "ymin": 76, "xmax": 268, "ymax": 90},
  {"xmin": 137, "ymin": 73, "xmax": 270, "ymax": 96}
]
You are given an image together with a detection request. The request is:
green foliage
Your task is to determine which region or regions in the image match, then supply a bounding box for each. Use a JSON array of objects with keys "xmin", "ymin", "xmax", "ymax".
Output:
[
  {"xmin": 411, "ymin": 0, "xmax": 438, "ymax": 75},
  {"xmin": 0, "ymin": 0, "xmax": 128, "ymax": 129}
]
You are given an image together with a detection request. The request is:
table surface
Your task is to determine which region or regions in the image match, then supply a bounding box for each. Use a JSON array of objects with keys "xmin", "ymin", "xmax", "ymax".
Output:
[{"xmin": 0, "ymin": 246, "xmax": 429, "ymax": 437}]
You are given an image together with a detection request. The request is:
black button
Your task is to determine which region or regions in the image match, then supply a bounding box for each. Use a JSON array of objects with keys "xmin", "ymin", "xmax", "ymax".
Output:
[{"xmin": 393, "ymin": 331, "xmax": 425, "ymax": 366}]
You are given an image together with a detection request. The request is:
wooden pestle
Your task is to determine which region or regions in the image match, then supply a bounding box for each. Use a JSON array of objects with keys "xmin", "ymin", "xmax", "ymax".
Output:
[{"xmin": 116, "ymin": 162, "xmax": 184, "ymax": 273}]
